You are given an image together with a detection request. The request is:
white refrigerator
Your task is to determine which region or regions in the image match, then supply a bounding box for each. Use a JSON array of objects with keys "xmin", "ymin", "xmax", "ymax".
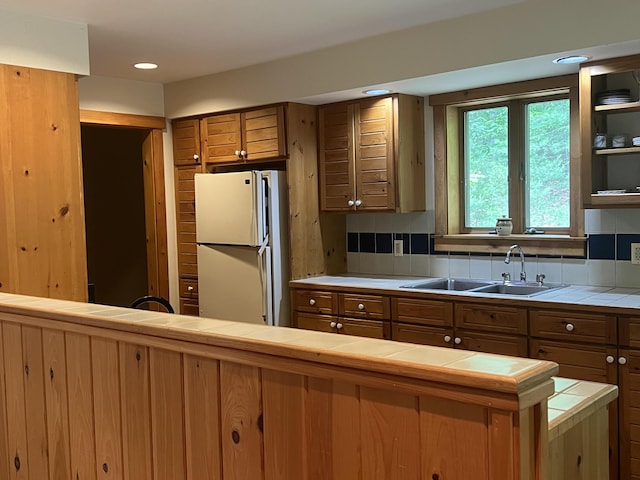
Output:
[{"xmin": 194, "ymin": 170, "xmax": 289, "ymax": 326}]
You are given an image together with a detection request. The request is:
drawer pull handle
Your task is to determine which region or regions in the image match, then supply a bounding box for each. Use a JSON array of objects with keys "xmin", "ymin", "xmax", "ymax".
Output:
[
  {"xmin": 619, "ymin": 356, "xmax": 628, "ymax": 365},
  {"xmin": 336, "ymin": 323, "xmax": 343, "ymax": 330},
  {"xmin": 358, "ymin": 303, "xmax": 365, "ymax": 310},
  {"xmin": 565, "ymin": 323, "xmax": 574, "ymax": 332},
  {"xmin": 187, "ymin": 285, "xmax": 194, "ymax": 292},
  {"xmin": 454, "ymin": 337, "xmax": 462, "ymax": 345},
  {"xmin": 443, "ymin": 335, "xmax": 452, "ymax": 343},
  {"xmin": 309, "ymin": 299, "xmax": 316, "ymax": 306},
  {"xmin": 330, "ymin": 321, "xmax": 337, "ymax": 328},
  {"xmin": 606, "ymin": 355, "xmax": 615, "ymax": 364}
]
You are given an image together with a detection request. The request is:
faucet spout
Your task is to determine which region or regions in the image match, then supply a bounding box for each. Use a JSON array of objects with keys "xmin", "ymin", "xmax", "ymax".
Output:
[{"xmin": 505, "ymin": 244, "xmax": 526, "ymax": 282}]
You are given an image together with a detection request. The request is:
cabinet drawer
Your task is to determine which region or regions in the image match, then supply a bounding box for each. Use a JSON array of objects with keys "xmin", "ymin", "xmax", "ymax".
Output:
[
  {"xmin": 339, "ymin": 293, "xmax": 390, "ymax": 320},
  {"xmin": 530, "ymin": 339, "xmax": 616, "ymax": 383},
  {"xmin": 294, "ymin": 312, "xmax": 336, "ymax": 333},
  {"xmin": 458, "ymin": 330, "xmax": 528, "ymax": 358},
  {"xmin": 454, "ymin": 302, "xmax": 527, "ymax": 335},
  {"xmin": 391, "ymin": 297, "xmax": 453, "ymax": 327},
  {"xmin": 392, "ymin": 323, "xmax": 453, "ymax": 348},
  {"xmin": 293, "ymin": 289, "xmax": 337, "ymax": 315},
  {"xmin": 180, "ymin": 298, "xmax": 199, "ymax": 316},
  {"xmin": 340, "ymin": 318, "xmax": 389, "ymax": 340},
  {"xmin": 530, "ymin": 309, "xmax": 616, "ymax": 345},
  {"xmin": 179, "ymin": 277, "xmax": 198, "ymax": 299}
]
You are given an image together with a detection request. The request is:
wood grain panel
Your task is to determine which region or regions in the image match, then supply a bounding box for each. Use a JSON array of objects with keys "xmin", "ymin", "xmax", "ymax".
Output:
[
  {"xmin": 91, "ymin": 338, "xmax": 123, "ymax": 479},
  {"xmin": 339, "ymin": 293, "xmax": 390, "ymax": 319},
  {"xmin": 21, "ymin": 326, "xmax": 50, "ymax": 479},
  {"xmin": 455, "ymin": 302, "xmax": 527, "ymax": 335},
  {"xmin": 421, "ymin": 396, "xmax": 489, "ymax": 480},
  {"xmin": 202, "ymin": 114, "xmax": 242, "ymax": 164},
  {"xmin": 150, "ymin": 348, "xmax": 185, "ymax": 480},
  {"xmin": 0, "ymin": 65, "xmax": 87, "ymax": 301},
  {"xmin": 0, "ymin": 323, "xmax": 10, "ymax": 479},
  {"xmin": 65, "ymin": 333, "xmax": 96, "ymax": 480},
  {"xmin": 42, "ymin": 329, "xmax": 71, "ymax": 480},
  {"xmin": 262, "ymin": 369, "xmax": 306, "ymax": 480},
  {"xmin": 219, "ymin": 361, "xmax": 264, "ymax": 480},
  {"xmin": 119, "ymin": 343, "xmax": 152, "ymax": 480},
  {"xmin": 392, "ymin": 323, "xmax": 454, "ymax": 348},
  {"xmin": 391, "ymin": 297, "xmax": 453, "ymax": 327},
  {"xmin": 183, "ymin": 354, "xmax": 222, "ymax": 480},
  {"xmin": 2, "ymin": 323, "xmax": 28, "ymax": 479},
  {"xmin": 488, "ymin": 409, "xmax": 516, "ymax": 480},
  {"xmin": 306, "ymin": 378, "xmax": 361, "ymax": 479},
  {"xmin": 530, "ymin": 309, "xmax": 616, "ymax": 345},
  {"xmin": 360, "ymin": 386, "xmax": 420, "ymax": 479},
  {"xmin": 292, "ymin": 289, "xmax": 337, "ymax": 315},
  {"xmin": 172, "ymin": 119, "xmax": 201, "ymax": 166}
]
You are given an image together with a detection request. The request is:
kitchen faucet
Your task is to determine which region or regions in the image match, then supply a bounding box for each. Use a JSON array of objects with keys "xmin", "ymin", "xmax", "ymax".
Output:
[{"xmin": 505, "ymin": 244, "xmax": 526, "ymax": 282}]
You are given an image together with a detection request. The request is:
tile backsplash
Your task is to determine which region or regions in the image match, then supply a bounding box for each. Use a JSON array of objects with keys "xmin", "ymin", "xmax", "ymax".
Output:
[{"xmin": 346, "ymin": 209, "xmax": 640, "ymax": 288}]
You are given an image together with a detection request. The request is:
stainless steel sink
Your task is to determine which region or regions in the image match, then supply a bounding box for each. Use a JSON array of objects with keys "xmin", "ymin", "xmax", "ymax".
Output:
[
  {"xmin": 401, "ymin": 278, "xmax": 494, "ymax": 291},
  {"xmin": 471, "ymin": 282, "xmax": 566, "ymax": 297},
  {"xmin": 401, "ymin": 278, "xmax": 566, "ymax": 297}
]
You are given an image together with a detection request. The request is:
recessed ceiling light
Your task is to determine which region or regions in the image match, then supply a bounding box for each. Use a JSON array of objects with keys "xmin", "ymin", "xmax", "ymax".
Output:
[
  {"xmin": 552, "ymin": 55, "xmax": 590, "ymax": 65},
  {"xmin": 134, "ymin": 62, "xmax": 158, "ymax": 70},
  {"xmin": 363, "ymin": 88, "xmax": 391, "ymax": 96}
]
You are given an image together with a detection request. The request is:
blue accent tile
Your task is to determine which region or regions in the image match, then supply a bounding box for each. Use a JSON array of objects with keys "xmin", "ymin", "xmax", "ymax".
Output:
[
  {"xmin": 617, "ymin": 234, "xmax": 640, "ymax": 261},
  {"xmin": 376, "ymin": 233, "xmax": 393, "ymax": 254},
  {"xmin": 588, "ymin": 234, "xmax": 615, "ymax": 260},
  {"xmin": 359, "ymin": 232, "xmax": 375, "ymax": 253},
  {"xmin": 410, "ymin": 233, "xmax": 429, "ymax": 255},
  {"xmin": 347, "ymin": 232, "xmax": 359, "ymax": 253}
]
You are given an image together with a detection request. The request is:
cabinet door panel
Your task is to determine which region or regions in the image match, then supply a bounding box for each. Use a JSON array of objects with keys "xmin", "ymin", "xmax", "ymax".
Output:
[
  {"xmin": 355, "ymin": 97, "xmax": 395, "ymax": 211},
  {"xmin": 619, "ymin": 348, "xmax": 640, "ymax": 480},
  {"xmin": 339, "ymin": 318, "xmax": 389, "ymax": 339},
  {"xmin": 620, "ymin": 317, "xmax": 640, "ymax": 348},
  {"xmin": 293, "ymin": 290, "xmax": 337, "ymax": 315},
  {"xmin": 172, "ymin": 119, "xmax": 201, "ymax": 166},
  {"xmin": 243, "ymin": 106, "xmax": 286, "ymax": 161},
  {"xmin": 202, "ymin": 114, "xmax": 242, "ymax": 164},
  {"xmin": 293, "ymin": 312, "xmax": 336, "ymax": 333},
  {"xmin": 318, "ymin": 103, "xmax": 355, "ymax": 212},
  {"xmin": 339, "ymin": 293, "xmax": 390, "ymax": 320},
  {"xmin": 392, "ymin": 323, "xmax": 453, "ymax": 348}
]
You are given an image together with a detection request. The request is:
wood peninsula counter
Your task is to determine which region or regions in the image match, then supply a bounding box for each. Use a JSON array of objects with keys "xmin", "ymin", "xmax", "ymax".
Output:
[{"xmin": 0, "ymin": 292, "xmax": 615, "ymax": 479}]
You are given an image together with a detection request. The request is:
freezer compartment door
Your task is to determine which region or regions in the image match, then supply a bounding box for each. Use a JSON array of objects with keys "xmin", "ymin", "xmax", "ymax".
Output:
[
  {"xmin": 197, "ymin": 244, "xmax": 267, "ymax": 324},
  {"xmin": 195, "ymin": 171, "xmax": 265, "ymax": 246}
]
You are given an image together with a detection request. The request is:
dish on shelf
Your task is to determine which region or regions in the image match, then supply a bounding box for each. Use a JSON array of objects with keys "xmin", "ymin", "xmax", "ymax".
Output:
[
  {"xmin": 596, "ymin": 88, "xmax": 633, "ymax": 105},
  {"xmin": 596, "ymin": 189, "xmax": 627, "ymax": 195}
]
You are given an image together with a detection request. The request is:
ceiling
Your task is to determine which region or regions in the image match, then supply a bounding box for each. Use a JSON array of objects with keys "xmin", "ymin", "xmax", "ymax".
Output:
[{"xmin": 0, "ymin": 0, "xmax": 525, "ymax": 84}]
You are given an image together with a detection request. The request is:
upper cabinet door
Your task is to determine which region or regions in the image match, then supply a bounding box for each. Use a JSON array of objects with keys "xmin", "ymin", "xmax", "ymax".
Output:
[
  {"xmin": 242, "ymin": 106, "xmax": 286, "ymax": 161},
  {"xmin": 172, "ymin": 119, "xmax": 201, "ymax": 166},
  {"xmin": 201, "ymin": 113, "xmax": 242, "ymax": 164},
  {"xmin": 318, "ymin": 102, "xmax": 356, "ymax": 211},
  {"xmin": 354, "ymin": 97, "xmax": 396, "ymax": 211}
]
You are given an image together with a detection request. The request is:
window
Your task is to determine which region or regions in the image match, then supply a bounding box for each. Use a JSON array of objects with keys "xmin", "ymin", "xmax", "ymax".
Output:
[
  {"xmin": 462, "ymin": 96, "xmax": 571, "ymax": 233},
  {"xmin": 429, "ymin": 75, "xmax": 585, "ymax": 256}
]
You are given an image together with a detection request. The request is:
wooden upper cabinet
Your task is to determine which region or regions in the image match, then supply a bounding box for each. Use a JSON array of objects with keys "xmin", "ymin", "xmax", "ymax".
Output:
[
  {"xmin": 318, "ymin": 94, "xmax": 425, "ymax": 213},
  {"xmin": 201, "ymin": 105, "xmax": 286, "ymax": 164},
  {"xmin": 172, "ymin": 119, "xmax": 201, "ymax": 166}
]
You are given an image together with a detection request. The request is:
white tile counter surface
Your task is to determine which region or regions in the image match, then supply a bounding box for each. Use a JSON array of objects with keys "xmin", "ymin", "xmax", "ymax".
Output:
[{"xmin": 291, "ymin": 274, "xmax": 640, "ymax": 310}]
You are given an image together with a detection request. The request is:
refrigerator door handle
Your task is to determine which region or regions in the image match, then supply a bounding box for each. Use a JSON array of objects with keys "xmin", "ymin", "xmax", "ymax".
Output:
[{"xmin": 258, "ymin": 235, "xmax": 271, "ymax": 325}]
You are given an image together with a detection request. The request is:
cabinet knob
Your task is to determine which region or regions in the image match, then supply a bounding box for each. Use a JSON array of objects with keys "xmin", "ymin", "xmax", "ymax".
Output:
[
  {"xmin": 193, "ymin": 154, "xmax": 199, "ymax": 161},
  {"xmin": 309, "ymin": 298, "xmax": 316, "ymax": 306},
  {"xmin": 454, "ymin": 337, "xmax": 462, "ymax": 345},
  {"xmin": 606, "ymin": 355, "xmax": 615, "ymax": 364},
  {"xmin": 235, "ymin": 150, "xmax": 241, "ymax": 156},
  {"xmin": 355, "ymin": 199, "xmax": 362, "ymax": 207},
  {"xmin": 444, "ymin": 335, "xmax": 452, "ymax": 343},
  {"xmin": 358, "ymin": 303, "xmax": 365, "ymax": 310},
  {"xmin": 187, "ymin": 285, "xmax": 194, "ymax": 292},
  {"xmin": 565, "ymin": 323, "xmax": 574, "ymax": 332},
  {"xmin": 347, "ymin": 199, "xmax": 355, "ymax": 207},
  {"xmin": 240, "ymin": 150, "xmax": 247, "ymax": 158},
  {"xmin": 330, "ymin": 321, "xmax": 337, "ymax": 328},
  {"xmin": 336, "ymin": 323, "xmax": 343, "ymax": 330},
  {"xmin": 619, "ymin": 356, "xmax": 628, "ymax": 365}
]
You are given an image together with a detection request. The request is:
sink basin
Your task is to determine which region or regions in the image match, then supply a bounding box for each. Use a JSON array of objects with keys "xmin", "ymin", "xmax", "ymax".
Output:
[
  {"xmin": 402, "ymin": 278, "xmax": 494, "ymax": 291},
  {"xmin": 472, "ymin": 282, "xmax": 566, "ymax": 297}
]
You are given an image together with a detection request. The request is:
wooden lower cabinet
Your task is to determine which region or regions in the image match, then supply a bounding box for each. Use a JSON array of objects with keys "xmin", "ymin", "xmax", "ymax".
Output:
[
  {"xmin": 392, "ymin": 323, "xmax": 454, "ymax": 348},
  {"xmin": 294, "ymin": 312, "xmax": 389, "ymax": 339},
  {"xmin": 458, "ymin": 330, "xmax": 528, "ymax": 357},
  {"xmin": 619, "ymin": 348, "xmax": 640, "ymax": 479}
]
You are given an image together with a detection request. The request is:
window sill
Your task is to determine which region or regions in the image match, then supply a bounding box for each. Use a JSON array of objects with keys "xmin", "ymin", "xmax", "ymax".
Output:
[{"xmin": 434, "ymin": 234, "xmax": 586, "ymax": 257}]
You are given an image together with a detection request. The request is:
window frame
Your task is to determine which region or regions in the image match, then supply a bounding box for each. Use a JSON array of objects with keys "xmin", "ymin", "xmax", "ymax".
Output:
[{"xmin": 429, "ymin": 75, "xmax": 585, "ymax": 256}]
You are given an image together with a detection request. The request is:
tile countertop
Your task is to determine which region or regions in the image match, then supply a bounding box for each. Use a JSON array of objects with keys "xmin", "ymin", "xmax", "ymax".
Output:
[{"xmin": 290, "ymin": 274, "xmax": 640, "ymax": 311}]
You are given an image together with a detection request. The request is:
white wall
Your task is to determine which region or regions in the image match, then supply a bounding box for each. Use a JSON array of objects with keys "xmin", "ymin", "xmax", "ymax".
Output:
[
  {"xmin": 164, "ymin": 0, "xmax": 640, "ymax": 118},
  {"xmin": 0, "ymin": 7, "xmax": 89, "ymax": 75},
  {"xmin": 78, "ymin": 76, "xmax": 165, "ymax": 117}
]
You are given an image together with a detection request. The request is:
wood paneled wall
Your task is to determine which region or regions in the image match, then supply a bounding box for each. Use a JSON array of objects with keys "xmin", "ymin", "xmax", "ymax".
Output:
[
  {"xmin": 0, "ymin": 64, "xmax": 87, "ymax": 301},
  {"xmin": 0, "ymin": 311, "xmax": 548, "ymax": 480}
]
